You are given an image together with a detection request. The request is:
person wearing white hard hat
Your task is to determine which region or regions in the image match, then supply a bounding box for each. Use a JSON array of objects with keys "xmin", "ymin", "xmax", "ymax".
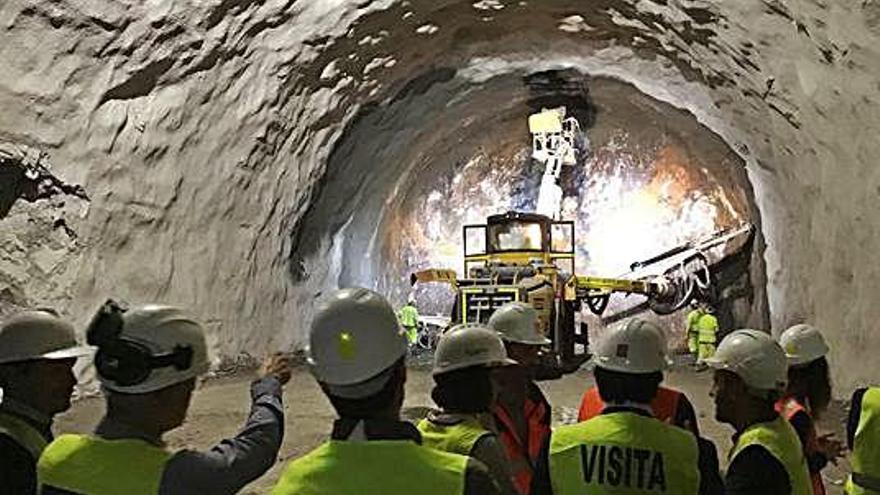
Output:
[
  {"xmin": 706, "ymin": 329, "xmax": 812, "ymax": 495},
  {"xmin": 272, "ymin": 288, "xmax": 501, "ymax": 495},
  {"xmin": 549, "ymin": 318, "xmax": 722, "ymax": 495},
  {"xmin": 0, "ymin": 308, "xmax": 92, "ymax": 494},
  {"xmin": 418, "ymin": 324, "xmax": 519, "ymax": 495},
  {"xmin": 397, "ymin": 296, "xmax": 420, "ymax": 346},
  {"xmin": 488, "ymin": 301, "xmax": 553, "ymax": 495},
  {"xmin": 578, "ymin": 320, "xmax": 702, "ymax": 436},
  {"xmin": 777, "ymin": 324, "xmax": 844, "ymax": 495},
  {"xmin": 37, "ymin": 300, "xmax": 292, "ymax": 495}
]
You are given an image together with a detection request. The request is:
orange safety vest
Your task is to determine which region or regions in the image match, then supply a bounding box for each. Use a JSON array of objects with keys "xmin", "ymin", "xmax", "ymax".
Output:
[
  {"xmin": 494, "ymin": 389, "xmax": 551, "ymax": 495},
  {"xmin": 578, "ymin": 386, "xmax": 682, "ymax": 425},
  {"xmin": 776, "ymin": 396, "xmax": 826, "ymax": 495}
]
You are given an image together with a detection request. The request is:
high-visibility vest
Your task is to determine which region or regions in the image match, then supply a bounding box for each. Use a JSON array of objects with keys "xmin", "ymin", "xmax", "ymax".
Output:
[
  {"xmin": 730, "ymin": 416, "xmax": 813, "ymax": 495},
  {"xmin": 776, "ymin": 396, "xmax": 825, "ymax": 495},
  {"xmin": 418, "ymin": 415, "xmax": 493, "ymax": 456},
  {"xmin": 549, "ymin": 411, "xmax": 700, "ymax": 494},
  {"xmin": 847, "ymin": 387, "xmax": 880, "ymax": 494},
  {"xmin": 398, "ymin": 305, "xmax": 419, "ymax": 327},
  {"xmin": 578, "ymin": 386, "xmax": 683, "ymax": 427},
  {"xmin": 271, "ymin": 440, "xmax": 468, "ymax": 494},
  {"xmin": 695, "ymin": 313, "xmax": 718, "ymax": 344},
  {"xmin": 0, "ymin": 409, "xmax": 48, "ymax": 460},
  {"xmin": 37, "ymin": 434, "xmax": 170, "ymax": 494},
  {"xmin": 494, "ymin": 391, "xmax": 551, "ymax": 495}
]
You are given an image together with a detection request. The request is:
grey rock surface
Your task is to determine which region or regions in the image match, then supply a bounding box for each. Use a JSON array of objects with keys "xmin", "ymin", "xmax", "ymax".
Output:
[{"xmin": 0, "ymin": 0, "xmax": 878, "ymax": 392}]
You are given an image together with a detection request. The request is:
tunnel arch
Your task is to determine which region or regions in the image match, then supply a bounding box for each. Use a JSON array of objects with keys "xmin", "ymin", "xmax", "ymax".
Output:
[{"xmin": 1, "ymin": 0, "xmax": 878, "ymax": 390}]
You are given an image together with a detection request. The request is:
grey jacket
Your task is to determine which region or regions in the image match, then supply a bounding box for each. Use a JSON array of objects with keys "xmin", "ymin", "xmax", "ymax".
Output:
[{"xmin": 41, "ymin": 376, "xmax": 284, "ymax": 495}]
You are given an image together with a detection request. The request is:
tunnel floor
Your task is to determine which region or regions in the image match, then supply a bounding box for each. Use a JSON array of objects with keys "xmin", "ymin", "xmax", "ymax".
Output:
[{"xmin": 55, "ymin": 363, "xmax": 852, "ymax": 494}]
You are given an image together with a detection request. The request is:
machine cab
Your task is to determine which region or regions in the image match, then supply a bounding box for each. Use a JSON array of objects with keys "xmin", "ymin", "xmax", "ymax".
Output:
[{"xmin": 463, "ymin": 211, "xmax": 575, "ymax": 277}]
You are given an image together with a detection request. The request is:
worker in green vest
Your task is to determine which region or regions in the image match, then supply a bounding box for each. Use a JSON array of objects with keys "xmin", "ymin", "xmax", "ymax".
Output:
[
  {"xmin": 705, "ymin": 329, "xmax": 812, "ymax": 495},
  {"xmin": 686, "ymin": 302, "xmax": 718, "ymax": 368},
  {"xmin": 846, "ymin": 386, "xmax": 880, "ymax": 494},
  {"xmin": 38, "ymin": 300, "xmax": 292, "ymax": 495},
  {"xmin": 398, "ymin": 296, "xmax": 420, "ymax": 345},
  {"xmin": 685, "ymin": 301, "xmax": 703, "ymax": 357},
  {"xmin": 271, "ymin": 287, "xmax": 501, "ymax": 495},
  {"xmin": 418, "ymin": 323, "xmax": 519, "ymax": 495},
  {"xmin": 549, "ymin": 318, "xmax": 723, "ymax": 495},
  {"xmin": 0, "ymin": 309, "xmax": 92, "ymax": 495}
]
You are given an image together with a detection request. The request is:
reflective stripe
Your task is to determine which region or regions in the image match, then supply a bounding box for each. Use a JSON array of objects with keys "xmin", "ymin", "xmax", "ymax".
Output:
[
  {"xmin": 0, "ymin": 410, "xmax": 48, "ymax": 460},
  {"xmin": 271, "ymin": 440, "xmax": 467, "ymax": 495},
  {"xmin": 848, "ymin": 387, "xmax": 880, "ymax": 495},
  {"xmin": 730, "ymin": 416, "xmax": 813, "ymax": 495},
  {"xmin": 550, "ymin": 412, "xmax": 700, "ymax": 495},
  {"xmin": 38, "ymin": 434, "xmax": 170, "ymax": 495},
  {"xmin": 578, "ymin": 386, "xmax": 682, "ymax": 427}
]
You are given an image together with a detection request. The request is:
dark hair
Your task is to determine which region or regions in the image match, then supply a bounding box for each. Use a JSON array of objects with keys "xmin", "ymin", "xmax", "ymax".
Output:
[
  {"xmin": 431, "ymin": 366, "xmax": 493, "ymax": 414},
  {"xmin": 326, "ymin": 358, "xmax": 406, "ymax": 419},
  {"xmin": 787, "ymin": 356, "xmax": 832, "ymax": 418},
  {"xmin": 594, "ymin": 366, "xmax": 663, "ymax": 404}
]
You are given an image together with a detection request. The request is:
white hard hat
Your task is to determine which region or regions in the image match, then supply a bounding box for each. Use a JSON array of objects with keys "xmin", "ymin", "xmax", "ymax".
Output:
[
  {"xmin": 0, "ymin": 310, "xmax": 92, "ymax": 365},
  {"xmin": 593, "ymin": 318, "xmax": 671, "ymax": 374},
  {"xmin": 96, "ymin": 305, "xmax": 210, "ymax": 394},
  {"xmin": 433, "ymin": 324, "xmax": 516, "ymax": 375},
  {"xmin": 308, "ymin": 288, "xmax": 407, "ymax": 399},
  {"xmin": 705, "ymin": 329, "xmax": 787, "ymax": 395},
  {"xmin": 487, "ymin": 302, "xmax": 551, "ymax": 346},
  {"xmin": 778, "ymin": 324, "xmax": 829, "ymax": 367}
]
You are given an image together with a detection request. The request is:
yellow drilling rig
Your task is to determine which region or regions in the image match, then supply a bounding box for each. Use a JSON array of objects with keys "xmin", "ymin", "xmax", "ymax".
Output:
[{"xmin": 410, "ymin": 107, "xmax": 752, "ymax": 377}]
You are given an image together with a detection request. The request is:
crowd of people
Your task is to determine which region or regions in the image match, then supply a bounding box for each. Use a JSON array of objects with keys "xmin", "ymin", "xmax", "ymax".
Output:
[{"xmin": 0, "ymin": 289, "xmax": 877, "ymax": 494}]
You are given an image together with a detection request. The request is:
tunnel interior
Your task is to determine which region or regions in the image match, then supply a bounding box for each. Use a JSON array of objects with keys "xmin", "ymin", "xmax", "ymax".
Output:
[
  {"xmin": 1, "ymin": 0, "xmax": 879, "ymax": 390},
  {"xmin": 289, "ymin": 67, "xmax": 763, "ymax": 335}
]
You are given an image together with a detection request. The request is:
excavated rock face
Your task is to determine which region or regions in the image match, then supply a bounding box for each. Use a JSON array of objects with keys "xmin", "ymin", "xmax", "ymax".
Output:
[{"xmin": 0, "ymin": 0, "xmax": 878, "ymax": 389}]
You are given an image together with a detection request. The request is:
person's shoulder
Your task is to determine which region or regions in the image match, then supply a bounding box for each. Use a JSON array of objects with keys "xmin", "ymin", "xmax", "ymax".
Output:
[{"xmin": 730, "ymin": 443, "xmax": 785, "ymax": 471}]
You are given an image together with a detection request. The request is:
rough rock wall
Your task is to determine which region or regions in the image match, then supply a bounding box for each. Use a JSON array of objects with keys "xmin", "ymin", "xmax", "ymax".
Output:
[{"xmin": 0, "ymin": 0, "xmax": 878, "ymax": 391}]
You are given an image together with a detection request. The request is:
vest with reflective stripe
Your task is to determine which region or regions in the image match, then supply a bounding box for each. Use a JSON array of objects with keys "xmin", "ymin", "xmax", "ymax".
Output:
[
  {"xmin": 695, "ymin": 313, "xmax": 718, "ymax": 344},
  {"xmin": 0, "ymin": 410, "xmax": 48, "ymax": 460},
  {"xmin": 578, "ymin": 386, "xmax": 682, "ymax": 426},
  {"xmin": 417, "ymin": 415, "xmax": 492, "ymax": 456},
  {"xmin": 38, "ymin": 434, "xmax": 170, "ymax": 495},
  {"xmin": 776, "ymin": 396, "xmax": 825, "ymax": 495},
  {"xmin": 847, "ymin": 387, "xmax": 880, "ymax": 494},
  {"xmin": 730, "ymin": 416, "xmax": 813, "ymax": 495},
  {"xmin": 271, "ymin": 440, "xmax": 468, "ymax": 495},
  {"xmin": 550, "ymin": 411, "xmax": 700, "ymax": 494},
  {"xmin": 495, "ymin": 392, "xmax": 551, "ymax": 495}
]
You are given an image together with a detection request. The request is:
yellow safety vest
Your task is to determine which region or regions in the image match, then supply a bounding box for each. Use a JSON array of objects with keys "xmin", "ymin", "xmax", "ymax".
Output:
[
  {"xmin": 417, "ymin": 415, "xmax": 492, "ymax": 456},
  {"xmin": 0, "ymin": 410, "xmax": 48, "ymax": 460},
  {"xmin": 271, "ymin": 439, "xmax": 468, "ymax": 494},
  {"xmin": 696, "ymin": 313, "xmax": 718, "ymax": 344},
  {"xmin": 847, "ymin": 387, "xmax": 880, "ymax": 494},
  {"xmin": 398, "ymin": 305, "xmax": 419, "ymax": 327},
  {"xmin": 730, "ymin": 416, "xmax": 812, "ymax": 495},
  {"xmin": 549, "ymin": 411, "xmax": 700, "ymax": 494},
  {"xmin": 38, "ymin": 434, "xmax": 171, "ymax": 495}
]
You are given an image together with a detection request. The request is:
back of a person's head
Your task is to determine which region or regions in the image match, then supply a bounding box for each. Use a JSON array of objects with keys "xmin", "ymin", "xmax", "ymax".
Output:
[
  {"xmin": 431, "ymin": 366, "xmax": 494, "ymax": 414},
  {"xmin": 594, "ymin": 366, "xmax": 663, "ymax": 405},
  {"xmin": 325, "ymin": 358, "xmax": 406, "ymax": 419}
]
